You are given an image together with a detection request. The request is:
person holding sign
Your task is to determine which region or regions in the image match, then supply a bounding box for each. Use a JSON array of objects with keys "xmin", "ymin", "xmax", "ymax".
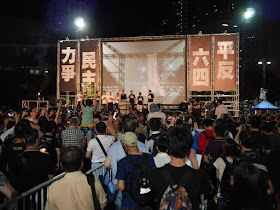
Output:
[
  {"xmin": 148, "ymin": 90, "xmax": 154, "ymax": 112},
  {"xmin": 137, "ymin": 92, "xmax": 144, "ymax": 112}
]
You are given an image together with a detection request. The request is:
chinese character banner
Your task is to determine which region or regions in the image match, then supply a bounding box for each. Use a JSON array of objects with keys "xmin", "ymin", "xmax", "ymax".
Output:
[
  {"xmin": 59, "ymin": 41, "xmax": 78, "ymax": 92},
  {"xmin": 214, "ymin": 35, "xmax": 237, "ymax": 91},
  {"xmin": 189, "ymin": 36, "xmax": 212, "ymax": 91},
  {"xmin": 80, "ymin": 40, "xmax": 99, "ymax": 96}
]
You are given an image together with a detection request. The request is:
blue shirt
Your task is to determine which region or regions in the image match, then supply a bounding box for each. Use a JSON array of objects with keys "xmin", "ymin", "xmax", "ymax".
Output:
[
  {"xmin": 116, "ymin": 154, "xmax": 156, "ymax": 209},
  {"xmin": 108, "ymin": 140, "xmax": 148, "ymax": 185}
]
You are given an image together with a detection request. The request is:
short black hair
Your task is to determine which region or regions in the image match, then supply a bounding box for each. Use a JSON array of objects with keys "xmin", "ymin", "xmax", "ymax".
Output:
[
  {"xmin": 156, "ymin": 136, "xmax": 168, "ymax": 153},
  {"xmin": 15, "ymin": 120, "xmax": 30, "ymax": 138},
  {"xmin": 44, "ymin": 120, "xmax": 55, "ymax": 133},
  {"xmin": 217, "ymin": 99, "xmax": 222, "ymax": 104},
  {"xmin": 176, "ymin": 119, "xmax": 184, "ymax": 126},
  {"xmin": 123, "ymin": 119, "xmax": 137, "ymax": 133},
  {"xmin": 166, "ymin": 126, "xmax": 193, "ymax": 158},
  {"xmin": 85, "ymin": 99, "xmax": 93, "ymax": 106},
  {"xmin": 203, "ymin": 118, "xmax": 213, "ymax": 128},
  {"xmin": 250, "ymin": 116, "xmax": 262, "ymax": 128},
  {"xmin": 214, "ymin": 124, "xmax": 226, "ymax": 137},
  {"xmin": 60, "ymin": 146, "xmax": 84, "ymax": 172},
  {"xmin": 24, "ymin": 128, "xmax": 39, "ymax": 146},
  {"xmin": 221, "ymin": 138, "xmax": 239, "ymax": 157},
  {"xmin": 216, "ymin": 118, "xmax": 225, "ymax": 126},
  {"xmin": 197, "ymin": 119, "xmax": 203, "ymax": 128},
  {"xmin": 149, "ymin": 118, "xmax": 162, "ymax": 131},
  {"xmin": 239, "ymin": 130, "xmax": 256, "ymax": 149},
  {"xmin": 96, "ymin": 122, "xmax": 106, "ymax": 134},
  {"xmin": 263, "ymin": 121, "xmax": 275, "ymax": 133}
]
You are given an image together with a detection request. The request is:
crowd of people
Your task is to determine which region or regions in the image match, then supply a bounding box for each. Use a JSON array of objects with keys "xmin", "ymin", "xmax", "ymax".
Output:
[{"xmin": 0, "ymin": 96, "xmax": 280, "ymax": 210}]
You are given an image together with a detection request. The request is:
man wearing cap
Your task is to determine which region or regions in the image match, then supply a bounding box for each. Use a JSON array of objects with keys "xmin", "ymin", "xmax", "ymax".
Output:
[
  {"xmin": 147, "ymin": 103, "xmax": 166, "ymax": 122},
  {"xmin": 116, "ymin": 132, "xmax": 156, "ymax": 209}
]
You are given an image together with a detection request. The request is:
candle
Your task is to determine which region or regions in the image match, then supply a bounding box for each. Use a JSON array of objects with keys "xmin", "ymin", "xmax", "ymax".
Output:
[{"xmin": 40, "ymin": 148, "xmax": 46, "ymax": 153}]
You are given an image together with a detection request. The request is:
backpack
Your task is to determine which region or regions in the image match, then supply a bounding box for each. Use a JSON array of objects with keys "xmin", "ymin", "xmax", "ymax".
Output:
[
  {"xmin": 202, "ymin": 131, "xmax": 215, "ymax": 143},
  {"xmin": 159, "ymin": 167, "xmax": 192, "ymax": 210},
  {"xmin": 219, "ymin": 157, "xmax": 233, "ymax": 202},
  {"xmin": 125, "ymin": 153, "xmax": 153, "ymax": 207}
]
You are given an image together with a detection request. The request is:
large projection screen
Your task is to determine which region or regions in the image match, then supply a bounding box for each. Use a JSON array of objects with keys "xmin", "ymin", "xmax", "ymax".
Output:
[{"xmin": 102, "ymin": 39, "xmax": 186, "ymax": 104}]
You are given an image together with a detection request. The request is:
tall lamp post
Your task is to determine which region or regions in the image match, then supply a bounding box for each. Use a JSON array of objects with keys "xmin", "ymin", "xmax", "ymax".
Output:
[{"xmin": 258, "ymin": 59, "xmax": 271, "ymax": 88}]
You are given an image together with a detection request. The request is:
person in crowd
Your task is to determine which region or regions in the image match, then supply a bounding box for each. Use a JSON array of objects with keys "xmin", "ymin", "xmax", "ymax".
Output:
[
  {"xmin": 153, "ymin": 136, "xmax": 171, "ymax": 168},
  {"xmin": 150, "ymin": 126, "xmax": 210, "ymax": 210},
  {"xmin": 108, "ymin": 92, "xmax": 114, "ymax": 113},
  {"xmin": 215, "ymin": 99, "xmax": 228, "ymax": 119},
  {"xmin": 94, "ymin": 92, "xmax": 101, "ymax": 111},
  {"xmin": 76, "ymin": 91, "xmax": 83, "ymax": 111},
  {"xmin": 39, "ymin": 120, "xmax": 60, "ymax": 170},
  {"xmin": 191, "ymin": 118, "xmax": 204, "ymax": 153},
  {"xmin": 145, "ymin": 117, "xmax": 164, "ymax": 155},
  {"xmin": 230, "ymin": 162, "xmax": 272, "ymax": 209},
  {"xmin": 119, "ymin": 97, "xmax": 131, "ymax": 116},
  {"xmin": 86, "ymin": 114, "xmax": 101, "ymax": 145},
  {"xmin": 104, "ymin": 119, "xmax": 148, "ymax": 210},
  {"xmin": 213, "ymin": 138, "xmax": 238, "ymax": 208},
  {"xmin": 120, "ymin": 90, "xmax": 127, "ymax": 100},
  {"xmin": 262, "ymin": 121, "xmax": 280, "ymax": 152},
  {"xmin": 86, "ymin": 122, "xmax": 116, "ymax": 176},
  {"xmin": 101, "ymin": 91, "xmax": 108, "ymax": 112},
  {"xmin": 27, "ymin": 108, "xmax": 38, "ymax": 123},
  {"xmin": 15, "ymin": 128, "xmax": 55, "ymax": 193},
  {"xmin": 198, "ymin": 118, "xmax": 214, "ymax": 157},
  {"xmin": 81, "ymin": 99, "xmax": 96, "ymax": 138},
  {"xmin": 138, "ymin": 113, "xmax": 148, "ymax": 137},
  {"xmin": 147, "ymin": 104, "xmax": 166, "ymax": 122},
  {"xmin": 61, "ymin": 117, "xmax": 85, "ymax": 148},
  {"xmin": 114, "ymin": 92, "xmax": 121, "ymax": 110},
  {"xmin": 116, "ymin": 132, "xmax": 156, "ymax": 209},
  {"xmin": 128, "ymin": 90, "xmax": 135, "ymax": 110},
  {"xmin": 136, "ymin": 92, "xmax": 144, "ymax": 113},
  {"xmin": 0, "ymin": 171, "xmax": 17, "ymax": 200},
  {"xmin": 45, "ymin": 146, "xmax": 107, "ymax": 210},
  {"xmin": 147, "ymin": 90, "xmax": 154, "ymax": 112}
]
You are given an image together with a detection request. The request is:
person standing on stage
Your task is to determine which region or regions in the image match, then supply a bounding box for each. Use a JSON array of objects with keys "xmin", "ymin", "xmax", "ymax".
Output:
[
  {"xmin": 137, "ymin": 92, "xmax": 144, "ymax": 112},
  {"xmin": 120, "ymin": 90, "xmax": 127, "ymax": 100},
  {"xmin": 215, "ymin": 98, "xmax": 228, "ymax": 119},
  {"xmin": 94, "ymin": 92, "xmax": 101, "ymax": 111},
  {"xmin": 148, "ymin": 90, "xmax": 154, "ymax": 112},
  {"xmin": 101, "ymin": 91, "xmax": 108, "ymax": 112},
  {"xmin": 76, "ymin": 91, "xmax": 83, "ymax": 111},
  {"xmin": 108, "ymin": 92, "xmax": 114, "ymax": 113},
  {"xmin": 128, "ymin": 90, "xmax": 135, "ymax": 110},
  {"xmin": 114, "ymin": 92, "xmax": 121, "ymax": 110}
]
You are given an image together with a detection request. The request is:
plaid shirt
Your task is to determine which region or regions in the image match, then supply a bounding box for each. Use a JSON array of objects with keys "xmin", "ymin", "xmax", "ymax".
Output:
[{"xmin": 61, "ymin": 126, "xmax": 85, "ymax": 147}]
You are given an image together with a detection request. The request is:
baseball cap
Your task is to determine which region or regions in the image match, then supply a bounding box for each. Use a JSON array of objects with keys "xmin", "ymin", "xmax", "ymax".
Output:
[{"xmin": 120, "ymin": 132, "xmax": 137, "ymax": 147}]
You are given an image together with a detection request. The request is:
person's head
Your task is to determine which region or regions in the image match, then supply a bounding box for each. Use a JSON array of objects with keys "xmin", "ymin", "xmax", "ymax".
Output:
[
  {"xmin": 215, "ymin": 118, "xmax": 225, "ymax": 126},
  {"xmin": 149, "ymin": 90, "xmax": 152, "ymax": 94},
  {"xmin": 85, "ymin": 99, "xmax": 93, "ymax": 107},
  {"xmin": 232, "ymin": 162, "xmax": 271, "ymax": 209},
  {"xmin": 130, "ymin": 90, "xmax": 133, "ymax": 94},
  {"xmin": 44, "ymin": 120, "xmax": 55, "ymax": 133},
  {"xmin": 139, "ymin": 92, "xmax": 142, "ymax": 96},
  {"xmin": 109, "ymin": 92, "xmax": 112, "ymax": 96},
  {"xmin": 79, "ymin": 91, "xmax": 82, "ymax": 94},
  {"xmin": 217, "ymin": 99, "xmax": 223, "ymax": 105},
  {"xmin": 69, "ymin": 117, "xmax": 79, "ymax": 127},
  {"xmin": 123, "ymin": 119, "xmax": 138, "ymax": 133},
  {"xmin": 214, "ymin": 124, "xmax": 226, "ymax": 138},
  {"xmin": 116, "ymin": 92, "xmax": 119, "ymax": 96},
  {"xmin": 175, "ymin": 118, "xmax": 184, "ymax": 127},
  {"xmin": 150, "ymin": 104, "xmax": 159, "ymax": 113},
  {"xmin": 239, "ymin": 130, "xmax": 256, "ymax": 149},
  {"xmin": 93, "ymin": 114, "xmax": 101, "ymax": 128},
  {"xmin": 60, "ymin": 146, "xmax": 85, "ymax": 172},
  {"xmin": 38, "ymin": 116, "xmax": 48, "ymax": 129},
  {"xmin": 197, "ymin": 119, "xmax": 203, "ymax": 129},
  {"xmin": 221, "ymin": 138, "xmax": 238, "ymax": 157},
  {"xmin": 149, "ymin": 118, "xmax": 162, "ymax": 131},
  {"xmin": 138, "ymin": 114, "xmax": 145, "ymax": 123},
  {"xmin": 29, "ymin": 108, "xmax": 38, "ymax": 118},
  {"xmin": 121, "ymin": 132, "xmax": 138, "ymax": 150},
  {"xmin": 95, "ymin": 122, "xmax": 106, "ymax": 134},
  {"xmin": 15, "ymin": 120, "xmax": 30, "ymax": 138},
  {"xmin": 166, "ymin": 126, "xmax": 193, "ymax": 158},
  {"xmin": 250, "ymin": 115, "xmax": 262, "ymax": 129},
  {"xmin": 24, "ymin": 128, "xmax": 39, "ymax": 147},
  {"xmin": 156, "ymin": 136, "xmax": 168, "ymax": 153},
  {"xmin": 263, "ymin": 121, "xmax": 275, "ymax": 133},
  {"xmin": 103, "ymin": 91, "xmax": 106, "ymax": 95},
  {"xmin": 203, "ymin": 118, "xmax": 213, "ymax": 129},
  {"xmin": 121, "ymin": 90, "xmax": 124, "ymax": 94}
]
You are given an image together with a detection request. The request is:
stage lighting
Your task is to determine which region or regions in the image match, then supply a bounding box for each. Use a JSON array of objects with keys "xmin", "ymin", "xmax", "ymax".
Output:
[{"xmin": 244, "ymin": 8, "xmax": 255, "ymax": 19}]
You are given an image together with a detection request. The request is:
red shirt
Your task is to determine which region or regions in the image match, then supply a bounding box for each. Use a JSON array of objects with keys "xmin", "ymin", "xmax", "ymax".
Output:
[{"xmin": 198, "ymin": 129, "xmax": 214, "ymax": 156}]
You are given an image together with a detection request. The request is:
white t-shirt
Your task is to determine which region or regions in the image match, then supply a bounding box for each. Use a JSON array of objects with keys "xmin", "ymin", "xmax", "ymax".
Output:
[
  {"xmin": 108, "ymin": 95, "xmax": 114, "ymax": 103},
  {"xmin": 215, "ymin": 104, "xmax": 228, "ymax": 119},
  {"xmin": 101, "ymin": 95, "xmax": 108, "ymax": 104},
  {"xmin": 87, "ymin": 135, "xmax": 115, "ymax": 163},
  {"xmin": 115, "ymin": 96, "xmax": 121, "ymax": 104}
]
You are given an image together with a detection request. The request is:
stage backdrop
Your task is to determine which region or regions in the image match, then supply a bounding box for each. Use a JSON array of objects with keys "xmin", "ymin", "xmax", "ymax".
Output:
[{"xmin": 102, "ymin": 39, "xmax": 186, "ymax": 104}]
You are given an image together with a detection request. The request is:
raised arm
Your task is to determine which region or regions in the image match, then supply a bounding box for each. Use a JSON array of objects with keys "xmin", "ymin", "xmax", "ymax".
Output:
[{"xmin": 54, "ymin": 101, "xmax": 62, "ymax": 125}]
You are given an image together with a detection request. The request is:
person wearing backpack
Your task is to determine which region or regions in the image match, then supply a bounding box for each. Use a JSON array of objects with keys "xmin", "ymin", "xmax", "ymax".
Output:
[
  {"xmin": 150, "ymin": 126, "xmax": 210, "ymax": 210},
  {"xmin": 213, "ymin": 138, "xmax": 238, "ymax": 209},
  {"xmin": 116, "ymin": 132, "xmax": 156, "ymax": 209},
  {"xmin": 198, "ymin": 118, "xmax": 214, "ymax": 157}
]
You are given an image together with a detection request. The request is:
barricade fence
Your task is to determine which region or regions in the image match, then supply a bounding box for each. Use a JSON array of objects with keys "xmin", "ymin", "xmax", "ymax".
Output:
[{"xmin": 0, "ymin": 164, "xmax": 106, "ymax": 210}]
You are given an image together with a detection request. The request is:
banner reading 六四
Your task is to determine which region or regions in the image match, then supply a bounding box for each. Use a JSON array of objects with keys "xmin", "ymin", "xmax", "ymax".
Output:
[
  {"xmin": 214, "ymin": 34, "xmax": 237, "ymax": 91},
  {"xmin": 189, "ymin": 36, "xmax": 212, "ymax": 91},
  {"xmin": 59, "ymin": 41, "xmax": 78, "ymax": 92}
]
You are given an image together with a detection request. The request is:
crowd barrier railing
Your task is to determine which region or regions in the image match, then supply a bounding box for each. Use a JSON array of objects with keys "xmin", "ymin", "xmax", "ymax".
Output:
[{"xmin": 0, "ymin": 164, "xmax": 105, "ymax": 210}]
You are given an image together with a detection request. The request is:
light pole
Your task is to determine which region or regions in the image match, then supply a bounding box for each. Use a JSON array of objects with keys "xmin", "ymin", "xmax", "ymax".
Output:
[{"xmin": 258, "ymin": 59, "xmax": 271, "ymax": 89}]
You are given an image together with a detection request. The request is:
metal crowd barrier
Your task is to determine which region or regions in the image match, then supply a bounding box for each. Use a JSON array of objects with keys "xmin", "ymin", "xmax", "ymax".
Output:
[{"xmin": 0, "ymin": 164, "xmax": 105, "ymax": 210}]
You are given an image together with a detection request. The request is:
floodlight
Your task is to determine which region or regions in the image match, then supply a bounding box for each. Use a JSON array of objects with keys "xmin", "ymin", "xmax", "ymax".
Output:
[
  {"xmin": 258, "ymin": 61, "xmax": 263, "ymax": 65},
  {"xmin": 244, "ymin": 8, "xmax": 255, "ymax": 19},
  {"xmin": 74, "ymin": 17, "xmax": 85, "ymax": 29}
]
